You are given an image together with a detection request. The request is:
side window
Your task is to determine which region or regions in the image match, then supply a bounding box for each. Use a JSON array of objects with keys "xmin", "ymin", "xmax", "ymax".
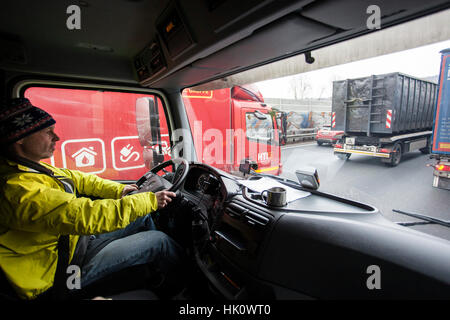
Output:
[
  {"xmin": 245, "ymin": 112, "xmax": 274, "ymax": 142},
  {"xmin": 24, "ymin": 87, "xmax": 170, "ymax": 181}
]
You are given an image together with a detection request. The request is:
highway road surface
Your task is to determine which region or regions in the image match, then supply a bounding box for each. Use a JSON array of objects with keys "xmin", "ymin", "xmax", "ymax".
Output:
[{"xmin": 281, "ymin": 141, "xmax": 450, "ymax": 241}]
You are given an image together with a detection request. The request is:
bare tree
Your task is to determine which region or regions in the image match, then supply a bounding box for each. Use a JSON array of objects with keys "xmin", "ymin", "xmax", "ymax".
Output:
[
  {"xmin": 288, "ymin": 74, "xmax": 311, "ymax": 100},
  {"xmin": 317, "ymin": 86, "xmax": 326, "ymax": 100}
]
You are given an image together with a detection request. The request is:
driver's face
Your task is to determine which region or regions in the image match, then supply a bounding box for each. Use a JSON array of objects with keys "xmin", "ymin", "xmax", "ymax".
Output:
[{"xmin": 16, "ymin": 125, "xmax": 60, "ymax": 161}]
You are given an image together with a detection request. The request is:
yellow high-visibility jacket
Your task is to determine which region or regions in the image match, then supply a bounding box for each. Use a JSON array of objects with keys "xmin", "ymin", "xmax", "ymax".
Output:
[{"xmin": 0, "ymin": 157, "xmax": 158, "ymax": 300}]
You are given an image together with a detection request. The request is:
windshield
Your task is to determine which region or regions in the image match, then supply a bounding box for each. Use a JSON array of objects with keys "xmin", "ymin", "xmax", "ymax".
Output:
[
  {"xmin": 245, "ymin": 112, "xmax": 274, "ymax": 142},
  {"xmin": 182, "ymin": 34, "xmax": 450, "ymax": 241},
  {"xmin": 260, "ymin": 41, "xmax": 450, "ymax": 241}
]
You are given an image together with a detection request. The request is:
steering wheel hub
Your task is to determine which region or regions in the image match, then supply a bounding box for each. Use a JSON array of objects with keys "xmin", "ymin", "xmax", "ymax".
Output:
[{"xmin": 130, "ymin": 158, "xmax": 190, "ymax": 194}]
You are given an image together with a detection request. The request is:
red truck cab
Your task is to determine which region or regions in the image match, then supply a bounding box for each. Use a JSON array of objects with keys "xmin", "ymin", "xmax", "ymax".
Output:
[{"xmin": 183, "ymin": 84, "xmax": 281, "ymax": 175}]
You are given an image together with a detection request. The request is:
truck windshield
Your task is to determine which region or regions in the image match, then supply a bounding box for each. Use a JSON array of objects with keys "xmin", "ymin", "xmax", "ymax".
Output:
[
  {"xmin": 245, "ymin": 112, "xmax": 273, "ymax": 141},
  {"xmin": 190, "ymin": 34, "xmax": 450, "ymax": 241}
]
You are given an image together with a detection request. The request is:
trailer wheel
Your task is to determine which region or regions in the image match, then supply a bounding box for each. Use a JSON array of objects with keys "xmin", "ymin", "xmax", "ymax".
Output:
[
  {"xmin": 420, "ymin": 136, "xmax": 431, "ymax": 154},
  {"xmin": 420, "ymin": 146, "xmax": 430, "ymax": 154},
  {"xmin": 336, "ymin": 152, "xmax": 351, "ymax": 160},
  {"xmin": 387, "ymin": 143, "xmax": 402, "ymax": 167}
]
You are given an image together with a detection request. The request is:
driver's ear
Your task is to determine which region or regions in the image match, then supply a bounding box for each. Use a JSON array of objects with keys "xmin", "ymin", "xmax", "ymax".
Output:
[{"xmin": 7, "ymin": 138, "xmax": 24, "ymax": 155}]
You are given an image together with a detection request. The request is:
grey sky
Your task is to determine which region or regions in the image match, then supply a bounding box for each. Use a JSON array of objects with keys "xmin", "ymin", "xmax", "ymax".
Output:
[{"xmin": 256, "ymin": 39, "xmax": 450, "ymax": 99}]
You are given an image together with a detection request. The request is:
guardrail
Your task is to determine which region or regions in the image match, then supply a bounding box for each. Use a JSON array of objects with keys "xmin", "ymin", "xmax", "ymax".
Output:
[{"xmin": 285, "ymin": 128, "xmax": 317, "ymax": 144}]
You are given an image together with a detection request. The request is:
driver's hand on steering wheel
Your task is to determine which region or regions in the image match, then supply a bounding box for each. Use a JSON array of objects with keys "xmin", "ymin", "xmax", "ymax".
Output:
[
  {"xmin": 121, "ymin": 184, "xmax": 139, "ymax": 198},
  {"xmin": 155, "ymin": 190, "xmax": 177, "ymax": 209}
]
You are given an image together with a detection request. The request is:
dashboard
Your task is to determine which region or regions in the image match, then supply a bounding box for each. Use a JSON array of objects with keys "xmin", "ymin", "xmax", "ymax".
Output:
[
  {"xmin": 184, "ymin": 167, "xmax": 223, "ymax": 196},
  {"xmin": 178, "ymin": 163, "xmax": 278, "ymax": 298},
  {"xmin": 157, "ymin": 161, "xmax": 450, "ymax": 299}
]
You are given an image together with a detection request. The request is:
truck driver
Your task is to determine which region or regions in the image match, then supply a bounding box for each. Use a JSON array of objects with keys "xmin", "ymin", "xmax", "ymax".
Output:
[{"xmin": 0, "ymin": 98, "xmax": 185, "ymax": 300}]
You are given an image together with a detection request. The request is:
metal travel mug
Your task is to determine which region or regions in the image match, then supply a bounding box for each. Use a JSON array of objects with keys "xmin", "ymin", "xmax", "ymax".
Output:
[{"xmin": 261, "ymin": 187, "xmax": 287, "ymax": 207}]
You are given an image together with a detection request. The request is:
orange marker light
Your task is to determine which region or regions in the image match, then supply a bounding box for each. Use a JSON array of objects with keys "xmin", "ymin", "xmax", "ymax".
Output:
[{"xmin": 166, "ymin": 21, "xmax": 175, "ymax": 33}]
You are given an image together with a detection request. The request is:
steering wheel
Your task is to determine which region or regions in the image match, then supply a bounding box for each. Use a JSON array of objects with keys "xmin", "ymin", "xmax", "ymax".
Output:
[
  {"xmin": 149, "ymin": 158, "xmax": 189, "ymax": 191},
  {"xmin": 131, "ymin": 158, "xmax": 190, "ymax": 194}
]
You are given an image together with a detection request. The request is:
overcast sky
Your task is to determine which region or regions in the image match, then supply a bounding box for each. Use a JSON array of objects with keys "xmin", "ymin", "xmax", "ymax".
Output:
[{"xmin": 255, "ymin": 39, "xmax": 450, "ymax": 99}]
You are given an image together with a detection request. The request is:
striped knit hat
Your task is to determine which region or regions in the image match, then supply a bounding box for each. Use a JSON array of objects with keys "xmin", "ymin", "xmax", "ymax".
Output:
[{"xmin": 0, "ymin": 98, "xmax": 56, "ymax": 145}]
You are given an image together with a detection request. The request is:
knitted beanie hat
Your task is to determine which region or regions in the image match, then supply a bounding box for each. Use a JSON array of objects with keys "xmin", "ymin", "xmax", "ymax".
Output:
[{"xmin": 0, "ymin": 98, "xmax": 56, "ymax": 145}]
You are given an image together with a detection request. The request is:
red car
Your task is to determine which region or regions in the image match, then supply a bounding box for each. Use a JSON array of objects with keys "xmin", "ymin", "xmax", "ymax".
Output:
[{"xmin": 316, "ymin": 126, "xmax": 344, "ymax": 146}]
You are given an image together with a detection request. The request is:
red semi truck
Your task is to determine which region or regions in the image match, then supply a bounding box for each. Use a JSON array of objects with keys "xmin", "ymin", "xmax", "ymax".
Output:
[
  {"xmin": 183, "ymin": 84, "xmax": 281, "ymax": 176},
  {"xmin": 24, "ymin": 84, "xmax": 281, "ymax": 181}
]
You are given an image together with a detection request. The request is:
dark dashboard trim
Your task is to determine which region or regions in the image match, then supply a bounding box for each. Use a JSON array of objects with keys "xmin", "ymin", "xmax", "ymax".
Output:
[{"xmin": 242, "ymin": 184, "xmax": 377, "ymax": 214}]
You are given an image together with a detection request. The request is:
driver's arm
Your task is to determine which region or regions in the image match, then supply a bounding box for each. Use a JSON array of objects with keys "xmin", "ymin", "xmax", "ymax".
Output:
[
  {"xmin": 1, "ymin": 174, "xmax": 158, "ymax": 235},
  {"xmin": 59, "ymin": 168, "xmax": 126, "ymax": 199},
  {"xmin": 60, "ymin": 168, "xmax": 176, "ymax": 208}
]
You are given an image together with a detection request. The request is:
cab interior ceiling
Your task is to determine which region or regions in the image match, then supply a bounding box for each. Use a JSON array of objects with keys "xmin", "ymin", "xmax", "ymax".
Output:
[{"xmin": 1, "ymin": 0, "xmax": 450, "ymax": 94}]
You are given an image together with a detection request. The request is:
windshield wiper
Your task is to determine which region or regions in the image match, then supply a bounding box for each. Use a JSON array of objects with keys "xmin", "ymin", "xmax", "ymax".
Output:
[{"xmin": 393, "ymin": 209, "xmax": 450, "ymax": 228}]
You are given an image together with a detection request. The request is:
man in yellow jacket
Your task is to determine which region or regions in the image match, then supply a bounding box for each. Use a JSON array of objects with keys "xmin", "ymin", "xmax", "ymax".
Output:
[{"xmin": 0, "ymin": 98, "xmax": 184, "ymax": 300}]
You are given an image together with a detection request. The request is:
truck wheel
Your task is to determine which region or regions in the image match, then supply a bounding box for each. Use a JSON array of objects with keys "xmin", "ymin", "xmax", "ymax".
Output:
[
  {"xmin": 387, "ymin": 143, "xmax": 402, "ymax": 167},
  {"xmin": 420, "ymin": 146, "xmax": 430, "ymax": 154},
  {"xmin": 336, "ymin": 153, "xmax": 351, "ymax": 160},
  {"xmin": 317, "ymin": 141, "xmax": 323, "ymax": 146}
]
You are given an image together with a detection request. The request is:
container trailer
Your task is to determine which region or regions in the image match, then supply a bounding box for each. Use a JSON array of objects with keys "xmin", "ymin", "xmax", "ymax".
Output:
[{"xmin": 332, "ymin": 72, "xmax": 436, "ymax": 166}]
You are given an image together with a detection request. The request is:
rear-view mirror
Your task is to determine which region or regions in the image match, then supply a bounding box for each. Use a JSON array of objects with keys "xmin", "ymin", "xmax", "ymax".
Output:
[
  {"xmin": 253, "ymin": 110, "xmax": 268, "ymax": 120},
  {"xmin": 239, "ymin": 158, "xmax": 258, "ymax": 174},
  {"xmin": 136, "ymin": 97, "xmax": 164, "ymax": 167},
  {"xmin": 136, "ymin": 97, "xmax": 162, "ymax": 146},
  {"xmin": 142, "ymin": 147, "xmax": 165, "ymax": 169}
]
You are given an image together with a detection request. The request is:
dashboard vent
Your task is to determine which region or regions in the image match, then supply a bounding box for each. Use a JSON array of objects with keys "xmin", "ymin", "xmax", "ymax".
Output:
[
  {"xmin": 225, "ymin": 203, "xmax": 246, "ymax": 219},
  {"xmin": 225, "ymin": 202, "xmax": 269, "ymax": 227}
]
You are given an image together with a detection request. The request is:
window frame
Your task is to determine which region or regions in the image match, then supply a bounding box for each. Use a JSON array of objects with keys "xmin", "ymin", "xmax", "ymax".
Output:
[{"xmin": 13, "ymin": 79, "xmax": 173, "ymax": 183}]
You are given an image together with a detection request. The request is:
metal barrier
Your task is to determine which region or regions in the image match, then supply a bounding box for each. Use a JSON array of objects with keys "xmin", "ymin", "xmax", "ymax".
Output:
[{"xmin": 286, "ymin": 128, "xmax": 317, "ymax": 144}]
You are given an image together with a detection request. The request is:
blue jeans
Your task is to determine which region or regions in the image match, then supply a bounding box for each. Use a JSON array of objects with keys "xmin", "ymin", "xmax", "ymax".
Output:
[{"xmin": 80, "ymin": 214, "xmax": 185, "ymax": 289}]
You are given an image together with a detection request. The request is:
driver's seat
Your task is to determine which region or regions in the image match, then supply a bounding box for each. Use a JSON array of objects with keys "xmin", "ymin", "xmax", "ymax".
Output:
[{"xmin": 0, "ymin": 265, "xmax": 160, "ymax": 301}]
